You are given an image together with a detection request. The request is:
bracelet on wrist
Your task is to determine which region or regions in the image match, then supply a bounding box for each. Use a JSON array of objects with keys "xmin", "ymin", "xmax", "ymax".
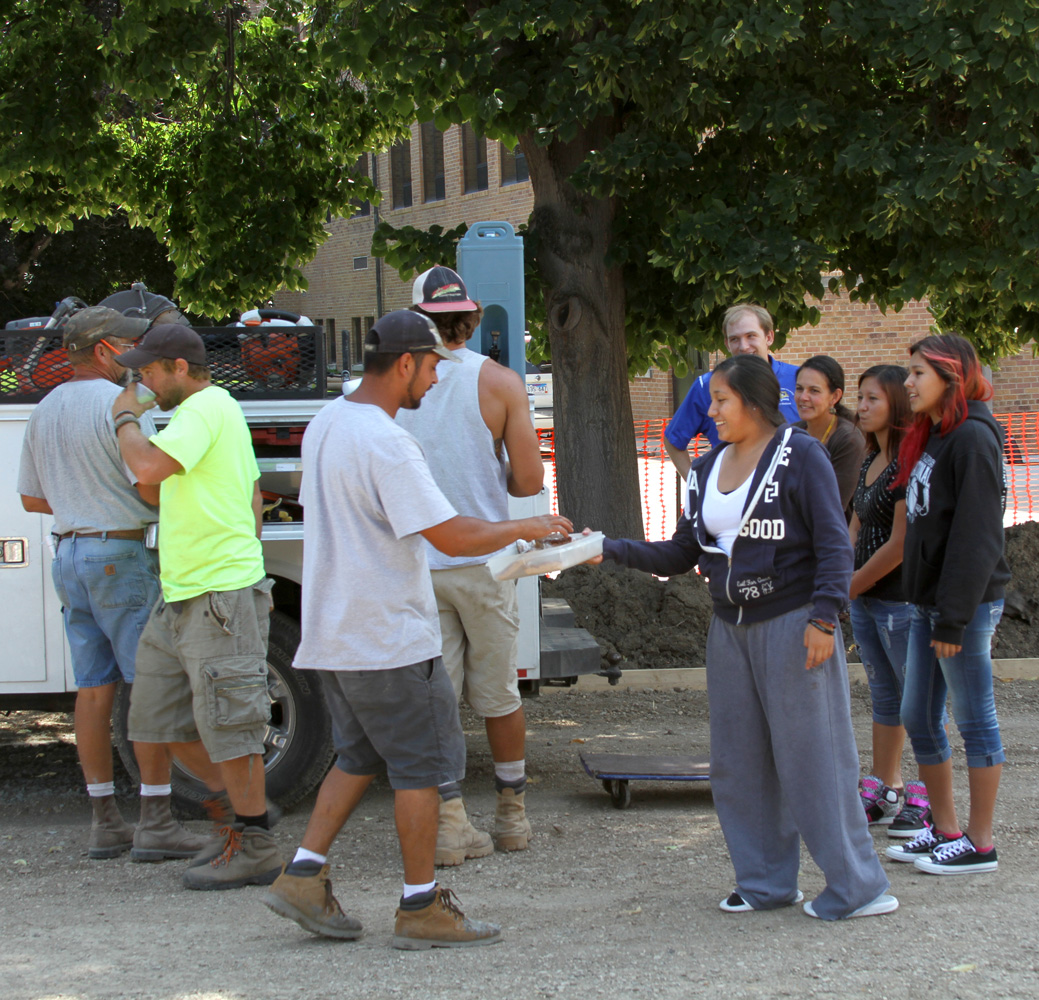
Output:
[
  {"xmin": 113, "ymin": 409, "xmax": 137, "ymax": 421},
  {"xmin": 808, "ymin": 618, "xmax": 836, "ymax": 636},
  {"xmin": 114, "ymin": 415, "xmax": 140, "ymax": 432}
]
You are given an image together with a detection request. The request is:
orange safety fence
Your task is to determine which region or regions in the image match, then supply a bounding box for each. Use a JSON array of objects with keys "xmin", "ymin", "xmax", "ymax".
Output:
[{"xmin": 537, "ymin": 413, "xmax": 1039, "ymax": 539}]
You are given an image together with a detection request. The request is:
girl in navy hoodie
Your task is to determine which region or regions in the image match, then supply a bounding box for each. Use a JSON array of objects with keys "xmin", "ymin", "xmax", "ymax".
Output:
[
  {"xmin": 596, "ymin": 354, "xmax": 894, "ymax": 920},
  {"xmin": 885, "ymin": 335, "xmax": 1010, "ymax": 875}
]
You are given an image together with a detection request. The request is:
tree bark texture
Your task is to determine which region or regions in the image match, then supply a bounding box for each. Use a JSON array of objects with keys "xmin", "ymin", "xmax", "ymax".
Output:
[{"xmin": 521, "ymin": 123, "xmax": 645, "ymax": 540}]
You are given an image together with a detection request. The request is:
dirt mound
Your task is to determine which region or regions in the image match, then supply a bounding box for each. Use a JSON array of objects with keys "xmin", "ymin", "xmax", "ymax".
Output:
[{"xmin": 544, "ymin": 522, "xmax": 1039, "ymax": 668}]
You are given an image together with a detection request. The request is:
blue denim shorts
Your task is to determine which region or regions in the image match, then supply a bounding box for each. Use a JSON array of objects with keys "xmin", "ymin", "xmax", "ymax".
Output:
[
  {"xmin": 902, "ymin": 601, "xmax": 1005, "ymax": 768},
  {"xmin": 51, "ymin": 536, "xmax": 160, "ymax": 688},
  {"xmin": 850, "ymin": 597, "xmax": 912, "ymax": 727}
]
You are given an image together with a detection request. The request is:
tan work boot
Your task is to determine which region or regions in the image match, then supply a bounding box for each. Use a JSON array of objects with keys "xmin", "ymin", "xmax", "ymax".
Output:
[
  {"xmin": 263, "ymin": 864, "xmax": 363, "ymax": 940},
  {"xmin": 131, "ymin": 795, "xmax": 209, "ymax": 862},
  {"xmin": 392, "ymin": 887, "xmax": 501, "ymax": 950},
  {"xmin": 435, "ymin": 796, "xmax": 494, "ymax": 867},
  {"xmin": 88, "ymin": 795, "xmax": 135, "ymax": 859},
  {"xmin": 494, "ymin": 787, "xmax": 532, "ymax": 852},
  {"xmin": 182, "ymin": 824, "xmax": 283, "ymax": 891}
]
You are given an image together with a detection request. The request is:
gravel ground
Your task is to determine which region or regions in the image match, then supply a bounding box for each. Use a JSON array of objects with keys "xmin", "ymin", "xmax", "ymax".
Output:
[{"xmin": 3, "ymin": 679, "xmax": 1039, "ymax": 1000}]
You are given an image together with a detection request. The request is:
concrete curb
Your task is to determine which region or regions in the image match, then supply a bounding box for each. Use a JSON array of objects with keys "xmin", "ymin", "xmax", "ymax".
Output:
[{"xmin": 544, "ymin": 658, "xmax": 1039, "ymax": 693}]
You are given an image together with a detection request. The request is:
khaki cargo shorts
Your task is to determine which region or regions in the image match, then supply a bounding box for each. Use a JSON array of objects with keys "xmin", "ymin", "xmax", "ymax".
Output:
[
  {"xmin": 432, "ymin": 563, "xmax": 521, "ymax": 718},
  {"xmin": 128, "ymin": 578, "xmax": 274, "ymax": 763}
]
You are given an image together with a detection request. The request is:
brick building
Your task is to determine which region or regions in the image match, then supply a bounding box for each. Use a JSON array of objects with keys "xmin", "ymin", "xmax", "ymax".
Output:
[{"xmin": 278, "ymin": 123, "xmax": 1038, "ymax": 421}]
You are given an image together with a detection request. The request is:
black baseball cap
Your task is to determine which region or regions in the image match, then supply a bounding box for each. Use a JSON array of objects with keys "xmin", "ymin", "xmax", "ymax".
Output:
[
  {"xmin": 412, "ymin": 265, "xmax": 478, "ymax": 313},
  {"xmin": 364, "ymin": 310, "xmax": 461, "ymax": 363},
  {"xmin": 63, "ymin": 307, "xmax": 150, "ymax": 352},
  {"xmin": 114, "ymin": 324, "xmax": 208, "ymax": 368}
]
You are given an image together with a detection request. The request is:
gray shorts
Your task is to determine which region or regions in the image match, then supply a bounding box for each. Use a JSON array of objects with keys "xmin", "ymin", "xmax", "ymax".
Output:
[
  {"xmin": 128, "ymin": 579, "xmax": 273, "ymax": 763},
  {"xmin": 320, "ymin": 658, "xmax": 466, "ymax": 790}
]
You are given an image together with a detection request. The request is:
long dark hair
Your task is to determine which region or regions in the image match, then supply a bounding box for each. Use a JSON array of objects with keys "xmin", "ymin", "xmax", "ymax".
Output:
[
  {"xmin": 856, "ymin": 364, "xmax": 910, "ymax": 458},
  {"xmin": 713, "ymin": 354, "xmax": 785, "ymax": 427},
  {"xmin": 796, "ymin": 355, "xmax": 853, "ymax": 421},
  {"xmin": 893, "ymin": 334, "xmax": 992, "ymax": 488}
]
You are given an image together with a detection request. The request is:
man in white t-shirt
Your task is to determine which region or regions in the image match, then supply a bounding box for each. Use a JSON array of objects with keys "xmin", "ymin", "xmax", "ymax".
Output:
[{"xmin": 263, "ymin": 310, "xmax": 572, "ymax": 950}]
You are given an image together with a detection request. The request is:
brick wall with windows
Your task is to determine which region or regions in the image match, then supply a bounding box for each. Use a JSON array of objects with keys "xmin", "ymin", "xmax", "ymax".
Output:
[{"xmin": 277, "ymin": 131, "xmax": 1039, "ymax": 402}]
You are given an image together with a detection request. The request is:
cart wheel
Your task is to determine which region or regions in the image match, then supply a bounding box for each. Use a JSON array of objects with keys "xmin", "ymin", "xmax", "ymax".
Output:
[{"xmin": 608, "ymin": 779, "xmax": 631, "ymax": 810}]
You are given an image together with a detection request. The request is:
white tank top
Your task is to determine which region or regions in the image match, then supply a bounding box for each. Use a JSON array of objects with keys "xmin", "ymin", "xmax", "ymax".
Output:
[
  {"xmin": 397, "ymin": 346, "xmax": 510, "ymax": 569},
  {"xmin": 701, "ymin": 454, "xmax": 754, "ymax": 556}
]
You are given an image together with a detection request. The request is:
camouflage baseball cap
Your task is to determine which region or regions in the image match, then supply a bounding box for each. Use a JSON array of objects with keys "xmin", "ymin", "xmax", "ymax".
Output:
[{"xmin": 63, "ymin": 306, "xmax": 151, "ymax": 352}]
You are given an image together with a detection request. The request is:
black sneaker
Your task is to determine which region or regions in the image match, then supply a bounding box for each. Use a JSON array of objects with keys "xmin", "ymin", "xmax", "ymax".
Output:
[
  {"xmin": 884, "ymin": 826, "xmax": 954, "ymax": 862},
  {"xmin": 913, "ymin": 835, "xmax": 998, "ymax": 875},
  {"xmin": 887, "ymin": 781, "xmax": 931, "ymax": 839}
]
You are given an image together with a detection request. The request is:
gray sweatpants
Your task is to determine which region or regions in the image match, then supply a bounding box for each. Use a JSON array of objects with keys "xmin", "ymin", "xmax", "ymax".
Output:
[{"xmin": 706, "ymin": 605, "xmax": 889, "ymax": 920}]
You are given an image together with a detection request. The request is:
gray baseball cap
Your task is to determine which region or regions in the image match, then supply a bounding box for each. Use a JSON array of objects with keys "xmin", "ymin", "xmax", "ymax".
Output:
[
  {"xmin": 364, "ymin": 310, "xmax": 461, "ymax": 363},
  {"xmin": 63, "ymin": 307, "xmax": 150, "ymax": 352}
]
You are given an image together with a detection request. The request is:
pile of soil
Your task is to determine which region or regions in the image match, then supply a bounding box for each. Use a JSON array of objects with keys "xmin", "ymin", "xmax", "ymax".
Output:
[{"xmin": 545, "ymin": 521, "xmax": 1039, "ymax": 668}]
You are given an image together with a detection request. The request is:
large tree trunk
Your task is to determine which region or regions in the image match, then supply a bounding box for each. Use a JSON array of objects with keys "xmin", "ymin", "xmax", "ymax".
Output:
[{"xmin": 521, "ymin": 124, "xmax": 645, "ymax": 540}]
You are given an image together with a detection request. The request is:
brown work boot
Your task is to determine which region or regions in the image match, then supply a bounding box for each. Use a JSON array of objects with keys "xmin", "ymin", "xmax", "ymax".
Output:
[
  {"xmin": 131, "ymin": 795, "xmax": 209, "ymax": 862},
  {"xmin": 435, "ymin": 796, "xmax": 493, "ymax": 867},
  {"xmin": 182, "ymin": 824, "xmax": 283, "ymax": 891},
  {"xmin": 494, "ymin": 787, "xmax": 532, "ymax": 852},
  {"xmin": 392, "ymin": 887, "xmax": 501, "ymax": 950},
  {"xmin": 88, "ymin": 795, "xmax": 135, "ymax": 859},
  {"xmin": 263, "ymin": 864, "xmax": 363, "ymax": 940}
]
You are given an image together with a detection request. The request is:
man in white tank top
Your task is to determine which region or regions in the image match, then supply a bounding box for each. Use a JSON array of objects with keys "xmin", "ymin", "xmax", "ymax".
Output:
[{"xmin": 397, "ymin": 266, "xmax": 545, "ymax": 865}]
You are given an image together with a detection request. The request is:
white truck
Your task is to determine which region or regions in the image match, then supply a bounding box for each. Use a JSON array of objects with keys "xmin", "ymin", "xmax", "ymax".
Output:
[{"xmin": 0, "ymin": 305, "xmax": 601, "ymax": 809}]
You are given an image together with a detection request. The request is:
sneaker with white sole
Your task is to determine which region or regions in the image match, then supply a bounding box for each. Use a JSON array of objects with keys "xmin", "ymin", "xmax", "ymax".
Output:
[
  {"xmin": 719, "ymin": 889, "xmax": 804, "ymax": 912},
  {"xmin": 913, "ymin": 835, "xmax": 998, "ymax": 875},
  {"xmin": 884, "ymin": 825, "xmax": 954, "ymax": 862},
  {"xmin": 860, "ymin": 775, "xmax": 900, "ymax": 825},
  {"xmin": 804, "ymin": 893, "xmax": 899, "ymax": 919},
  {"xmin": 887, "ymin": 781, "xmax": 931, "ymax": 839}
]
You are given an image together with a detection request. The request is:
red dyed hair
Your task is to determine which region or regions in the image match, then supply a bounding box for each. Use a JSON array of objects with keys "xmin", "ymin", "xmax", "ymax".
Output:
[{"xmin": 893, "ymin": 335, "xmax": 992, "ymax": 487}]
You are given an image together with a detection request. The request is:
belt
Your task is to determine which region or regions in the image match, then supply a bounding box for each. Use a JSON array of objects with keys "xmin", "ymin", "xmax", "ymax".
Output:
[{"xmin": 55, "ymin": 528, "xmax": 147, "ymax": 542}]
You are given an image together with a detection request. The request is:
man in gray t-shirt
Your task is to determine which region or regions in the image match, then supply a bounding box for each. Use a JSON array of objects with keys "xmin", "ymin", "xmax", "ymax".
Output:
[
  {"xmin": 265, "ymin": 310, "xmax": 572, "ymax": 950},
  {"xmin": 17, "ymin": 306, "xmax": 207, "ymax": 864}
]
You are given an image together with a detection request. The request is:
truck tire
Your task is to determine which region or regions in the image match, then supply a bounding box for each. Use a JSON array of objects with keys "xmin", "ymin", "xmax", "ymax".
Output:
[{"xmin": 113, "ymin": 611, "xmax": 334, "ymax": 814}]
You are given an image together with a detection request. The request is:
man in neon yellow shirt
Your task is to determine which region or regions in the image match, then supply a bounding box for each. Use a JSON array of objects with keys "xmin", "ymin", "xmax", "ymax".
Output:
[{"xmin": 112, "ymin": 325, "xmax": 283, "ymax": 891}]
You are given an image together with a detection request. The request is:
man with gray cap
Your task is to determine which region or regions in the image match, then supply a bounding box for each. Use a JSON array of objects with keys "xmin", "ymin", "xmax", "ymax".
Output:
[
  {"xmin": 17, "ymin": 307, "xmax": 208, "ymax": 862},
  {"xmin": 110, "ymin": 324, "xmax": 283, "ymax": 891}
]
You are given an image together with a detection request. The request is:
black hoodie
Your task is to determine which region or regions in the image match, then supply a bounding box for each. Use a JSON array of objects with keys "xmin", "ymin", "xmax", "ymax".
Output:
[{"xmin": 903, "ymin": 400, "xmax": 1010, "ymax": 644}]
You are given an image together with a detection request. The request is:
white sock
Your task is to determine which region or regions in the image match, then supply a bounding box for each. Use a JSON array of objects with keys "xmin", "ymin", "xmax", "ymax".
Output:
[
  {"xmin": 292, "ymin": 847, "xmax": 327, "ymax": 866},
  {"xmin": 140, "ymin": 784, "xmax": 172, "ymax": 797},
  {"xmin": 86, "ymin": 782, "xmax": 115, "ymax": 798},
  {"xmin": 402, "ymin": 880, "xmax": 437, "ymax": 899},
  {"xmin": 494, "ymin": 760, "xmax": 526, "ymax": 784}
]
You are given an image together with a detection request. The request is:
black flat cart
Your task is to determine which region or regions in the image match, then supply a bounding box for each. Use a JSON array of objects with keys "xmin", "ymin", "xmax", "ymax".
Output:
[{"xmin": 580, "ymin": 752, "xmax": 710, "ymax": 809}]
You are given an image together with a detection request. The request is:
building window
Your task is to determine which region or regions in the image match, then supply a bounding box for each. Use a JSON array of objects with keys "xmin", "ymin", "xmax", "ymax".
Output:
[
  {"xmin": 350, "ymin": 154, "xmax": 370, "ymax": 217},
  {"xmin": 461, "ymin": 124, "xmax": 488, "ymax": 193},
  {"xmin": 500, "ymin": 143, "xmax": 529, "ymax": 185},
  {"xmin": 351, "ymin": 316, "xmax": 376, "ymax": 370},
  {"xmin": 324, "ymin": 318, "xmax": 337, "ymax": 366},
  {"xmin": 390, "ymin": 139, "xmax": 413, "ymax": 209},
  {"xmin": 353, "ymin": 256, "xmax": 368, "ymax": 270},
  {"xmin": 420, "ymin": 122, "xmax": 445, "ymax": 202}
]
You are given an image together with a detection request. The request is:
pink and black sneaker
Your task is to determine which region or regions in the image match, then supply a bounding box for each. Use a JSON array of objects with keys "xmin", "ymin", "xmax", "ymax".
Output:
[
  {"xmin": 887, "ymin": 780, "xmax": 931, "ymax": 839},
  {"xmin": 860, "ymin": 774, "xmax": 900, "ymax": 826}
]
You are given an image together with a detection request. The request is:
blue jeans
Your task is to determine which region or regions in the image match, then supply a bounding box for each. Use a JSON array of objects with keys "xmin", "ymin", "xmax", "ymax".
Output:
[
  {"xmin": 902, "ymin": 601, "xmax": 1005, "ymax": 768},
  {"xmin": 850, "ymin": 597, "xmax": 912, "ymax": 726},
  {"xmin": 51, "ymin": 535, "xmax": 160, "ymax": 687}
]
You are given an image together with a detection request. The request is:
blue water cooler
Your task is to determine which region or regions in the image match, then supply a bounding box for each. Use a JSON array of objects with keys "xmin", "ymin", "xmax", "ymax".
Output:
[
  {"xmin": 455, "ymin": 221, "xmax": 525, "ymax": 380},
  {"xmin": 456, "ymin": 221, "xmax": 545, "ymax": 674}
]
